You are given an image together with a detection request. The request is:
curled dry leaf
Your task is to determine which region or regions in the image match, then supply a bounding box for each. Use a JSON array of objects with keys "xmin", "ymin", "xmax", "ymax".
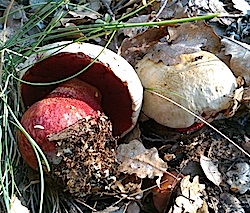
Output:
[
  {"xmin": 169, "ymin": 176, "xmax": 208, "ymax": 213},
  {"xmin": 152, "ymin": 171, "xmax": 184, "ymax": 213},
  {"xmin": 222, "ymin": 38, "xmax": 250, "ymax": 85},
  {"xmin": 200, "ymin": 155, "xmax": 222, "ymax": 186},
  {"xmin": 116, "ymin": 140, "xmax": 168, "ymax": 185}
]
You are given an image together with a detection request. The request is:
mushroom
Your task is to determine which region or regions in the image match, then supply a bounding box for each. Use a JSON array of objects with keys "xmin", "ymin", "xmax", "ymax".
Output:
[
  {"xmin": 17, "ymin": 41, "xmax": 143, "ymax": 195},
  {"xmin": 135, "ymin": 51, "xmax": 237, "ymax": 130}
]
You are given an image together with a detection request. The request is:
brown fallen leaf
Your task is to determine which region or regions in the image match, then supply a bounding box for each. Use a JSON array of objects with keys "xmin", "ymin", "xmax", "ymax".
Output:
[
  {"xmin": 120, "ymin": 21, "xmax": 221, "ymax": 67},
  {"xmin": 152, "ymin": 171, "xmax": 184, "ymax": 213},
  {"xmin": 167, "ymin": 21, "xmax": 221, "ymax": 54},
  {"xmin": 119, "ymin": 26, "xmax": 169, "ymax": 66},
  {"xmin": 116, "ymin": 140, "xmax": 168, "ymax": 186}
]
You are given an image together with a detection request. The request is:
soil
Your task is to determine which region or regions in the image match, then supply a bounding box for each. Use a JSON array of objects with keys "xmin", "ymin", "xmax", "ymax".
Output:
[{"xmin": 140, "ymin": 106, "xmax": 250, "ymax": 212}]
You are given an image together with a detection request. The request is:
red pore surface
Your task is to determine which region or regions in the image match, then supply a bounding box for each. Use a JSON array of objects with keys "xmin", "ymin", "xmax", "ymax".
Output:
[
  {"xmin": 18, "ymin": 80, "xmax": 103, "ymax": 170},
  {"xmin": 47, "ymin": 78, "xmax": 102, "ymax": 105},
  {"xmin": 21, "ymin": 53, "xmax": 132, "ymax": 136}
]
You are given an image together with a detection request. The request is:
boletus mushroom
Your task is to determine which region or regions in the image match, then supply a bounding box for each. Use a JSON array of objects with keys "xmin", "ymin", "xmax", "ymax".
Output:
[
  {"xmin": 17, "ymin": 42, "xmax": 143, "ymax": 195},
  {"xmin": 135, "ymin": 51, "xmax": 237, "ymax": 132}
]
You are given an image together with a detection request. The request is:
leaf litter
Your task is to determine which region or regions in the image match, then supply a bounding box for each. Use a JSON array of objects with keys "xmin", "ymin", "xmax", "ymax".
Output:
[{"xmin": 5, "ymin": 0, "xmax": 250, "ymax": 212}]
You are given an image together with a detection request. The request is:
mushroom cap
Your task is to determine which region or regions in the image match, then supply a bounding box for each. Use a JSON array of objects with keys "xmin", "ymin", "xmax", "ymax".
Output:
[
  {"xmin": 19, "ymin": 42, "xmax": 143, "ymax": 137},
  {"xmin": 135, "ymin": 51, "xmax": 237, "ymax": 128},
  {"xmin": 18, "ymin": 79, "xmax": 104, "ymax": 170},
  {"xmin": 18, "ymin": 95, "xmax": 102, "ymax": 170}
]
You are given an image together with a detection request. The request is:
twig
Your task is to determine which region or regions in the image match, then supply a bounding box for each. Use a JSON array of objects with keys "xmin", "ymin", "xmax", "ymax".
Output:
[
  {"xmin": 150, "ymin": 0, "xmax": 169, "ymax": 22},
  {"xmin": 114, "ymin": 0, "xmax": 141, "ymax": 12},
  {"xmin": 75, "ymin": 199, "xmax": 97, "ymax": 212},
  {"xmin": 113, "ymin": 0, "xmax": 128, "ymax": 11}
]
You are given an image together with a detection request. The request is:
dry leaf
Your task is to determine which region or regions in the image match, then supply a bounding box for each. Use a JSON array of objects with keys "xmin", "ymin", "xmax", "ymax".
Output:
[
  {"xmin": 10, "ymin": 195, "xmax": 30, "ymax": 213},
  {"xmin": 119, "ymin": 26, "xmax": 169, "ymax": 66},
  {"xmin": 238, "ymin": 194, "xmax": 250, "ymax": 211},
  {"xmin": 169, "ymin": 175, "xmax": 208, "ymax": 213},
  {"xmin": 167, "ymin": 21, "xmax": 221, "ymax": 54},
  {"xmin": 226, "ymin": 162, "xmax": 250, "ymax": 194},
  {"xmin": 122, "ymin": 15, "xmax": 150, "ymax": 38},
  {"xmin": 200, "ymin": 155, "xmax": 222, "ymax": 186},
  {"xmin": 123, "ymin": 124, "xmax": 141, "ymax": 143},
  {"xmin": 222, "ymin": 38, "xmax": 250, "ymax": 85},
  {"xmin": 126, "ymin": 202, "xmax": 140, "ymax": 213},
  {"xmin": 117, "ymin": 140, "xmax": 168, "ymax": 185},
  {"xmin": 232, "ymin": 0, "xmax": 250, "ymax": 13},
  {"xmin": 189, "ymin": 0, "xmax": 227, "ymax": 13},
  {"xmin": 95, "ymin": 206, "xmax": 120, "ymax": 213},
  {"xmin": 242, "ymin": 135, "xmax": 250, "ymax": 153},
  {"xmin": 152, "ymin": 171, "xmax": 183, "ymax": 213},
  {"xmin": 120, "ymin": 21, "xmax": 220, "ymax": 67},
  {"xmin": 150, "ymin": 0, "xmax": 188, "ymax": 20}
]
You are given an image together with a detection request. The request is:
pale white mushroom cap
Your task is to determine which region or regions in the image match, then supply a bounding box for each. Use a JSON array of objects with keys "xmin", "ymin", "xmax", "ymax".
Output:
[
  {"xmin": 135, "ymin": 51, "xmax": 237, "ymax": 128},
  {"xmin": 20, "ymin": 41, "xmax": 143, "ymax": 137}
]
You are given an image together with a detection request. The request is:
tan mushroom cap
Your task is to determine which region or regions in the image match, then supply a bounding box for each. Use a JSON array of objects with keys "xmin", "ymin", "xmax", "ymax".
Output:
[
  {"xmin": 19, "ymin": 41, "xmax": 143, "ymax": 137},
  {"xmin": 136, "ymin": 51, "xmax": 237, "ymax": 128}
]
